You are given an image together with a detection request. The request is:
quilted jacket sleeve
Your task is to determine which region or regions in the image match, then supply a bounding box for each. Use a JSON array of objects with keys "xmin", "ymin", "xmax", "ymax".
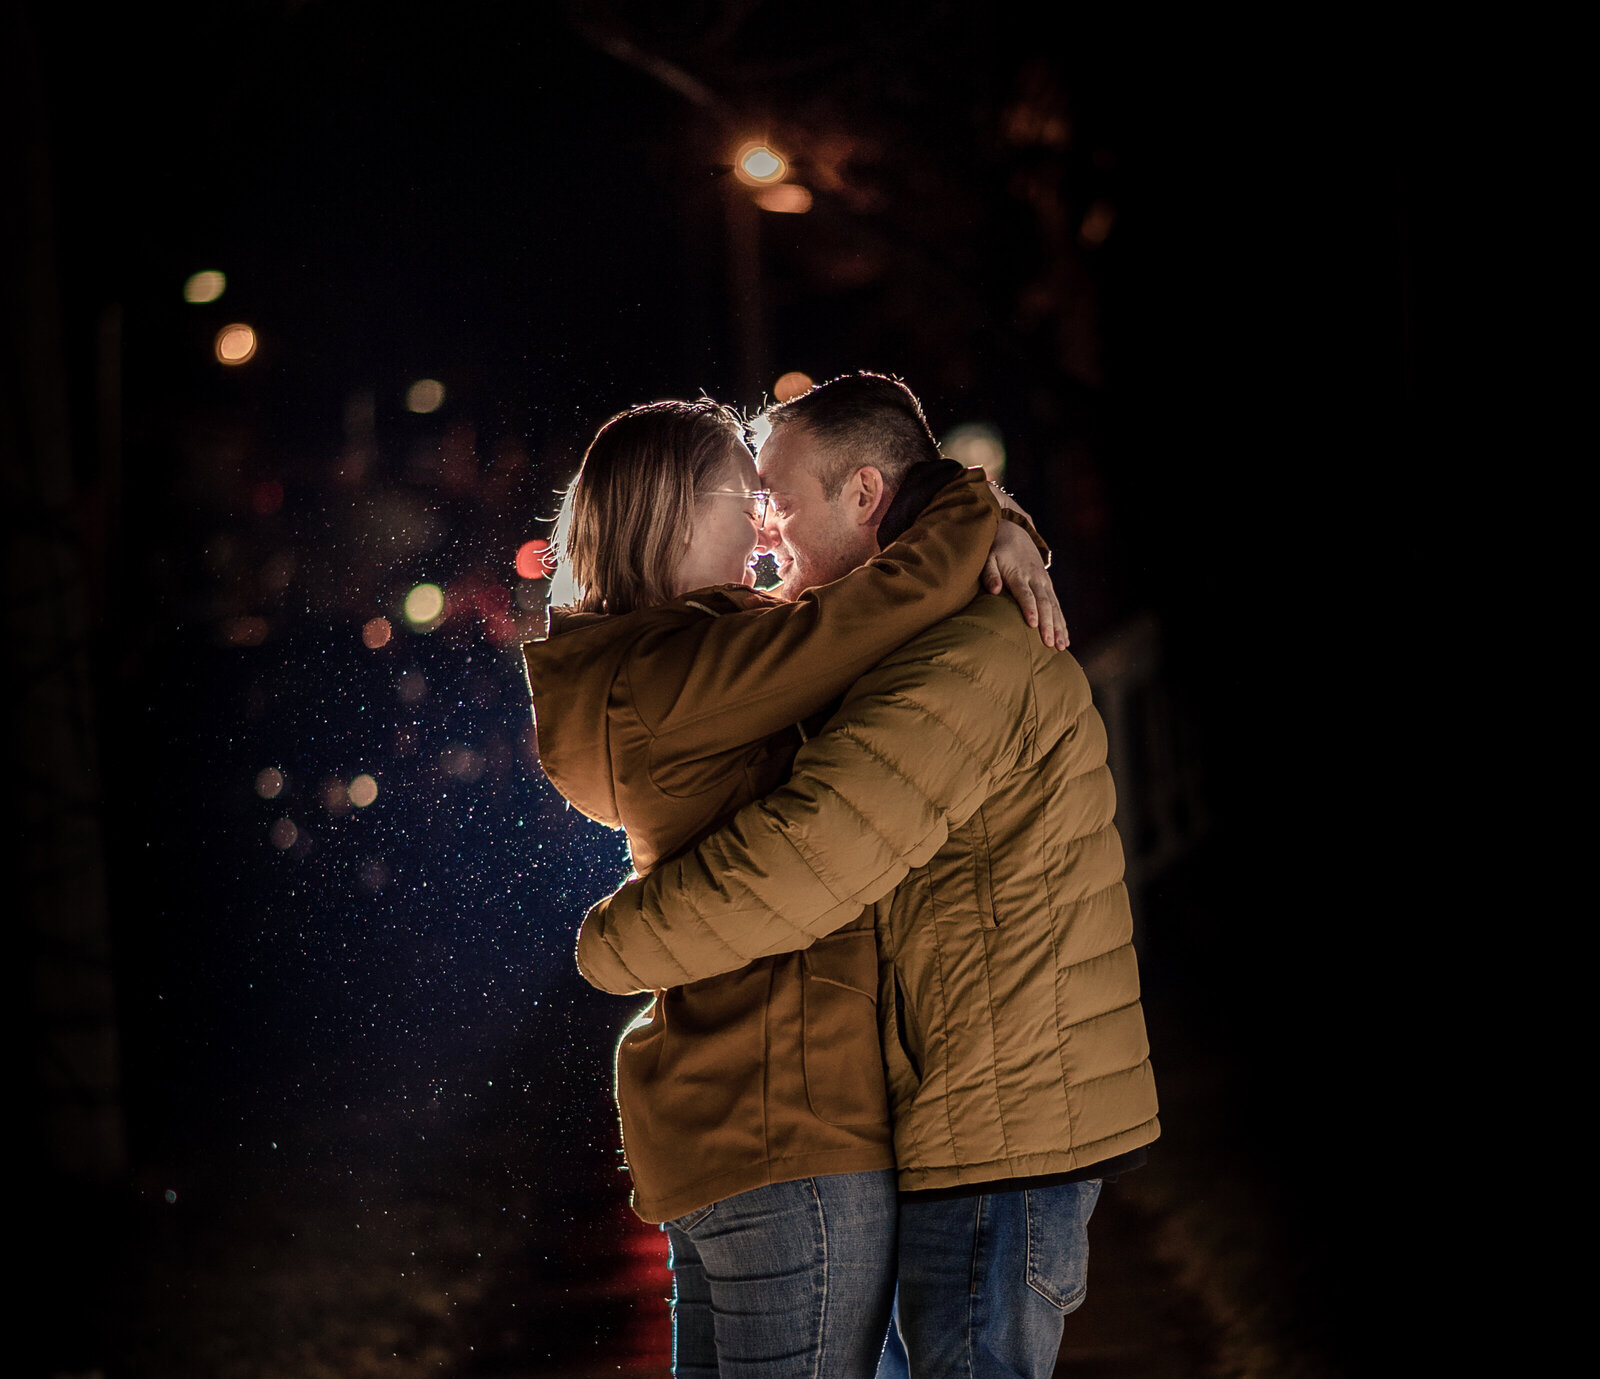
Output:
[
  {"xmin": 629, "ymin": 466, "xmax": 998, "ymax": 762},
  {"xmin": 577, "ymin": 598, "xmax": 1040, "ymax": 994}
]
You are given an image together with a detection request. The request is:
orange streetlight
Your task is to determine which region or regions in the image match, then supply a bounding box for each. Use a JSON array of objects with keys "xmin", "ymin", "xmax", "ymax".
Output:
[
  {"xmin": 733, "ymin": 141, "xmax": 787, "ymax": 186},
  {"xmin": 215, "ymin": 323, "xmax": 257, "ymax": 365}
]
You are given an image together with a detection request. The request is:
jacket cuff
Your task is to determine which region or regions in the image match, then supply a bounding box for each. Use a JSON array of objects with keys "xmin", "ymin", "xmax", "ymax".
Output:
[
  {"xmin": 575, "ymin": 907, "xmax": 652, "ymax": 995},
  {"xmin": 876, "ymin": 459, "xmax": 969, "ymax": 548}
]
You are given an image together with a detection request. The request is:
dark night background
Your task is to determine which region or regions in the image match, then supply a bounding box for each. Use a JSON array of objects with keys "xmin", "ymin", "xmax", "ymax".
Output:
[{"xmin": 7, "ymin": 3, "xmax": 1431, "ymax": 1375}]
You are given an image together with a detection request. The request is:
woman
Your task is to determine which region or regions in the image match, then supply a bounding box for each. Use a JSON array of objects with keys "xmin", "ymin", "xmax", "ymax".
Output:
[{"xmin": 522, "ymin": 397, "xmax": 1056, "ymax": 1377}]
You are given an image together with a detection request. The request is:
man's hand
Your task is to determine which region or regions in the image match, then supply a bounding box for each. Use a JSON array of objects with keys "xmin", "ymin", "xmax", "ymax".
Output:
[{"xmin": 983, "ymin": 520, "xmax": 1068, "ymax": 649}]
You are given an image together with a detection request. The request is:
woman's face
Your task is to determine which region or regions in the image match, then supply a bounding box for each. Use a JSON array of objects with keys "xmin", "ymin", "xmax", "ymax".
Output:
[{"xmin": 671, "ymin": 449, "xmax": 767, "ymax": 596}]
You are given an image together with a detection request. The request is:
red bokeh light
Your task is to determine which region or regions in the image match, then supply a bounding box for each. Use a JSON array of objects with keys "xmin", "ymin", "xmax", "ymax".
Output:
[
  {"xmin": 515, "ymin": 539, "xmax": 553, "ymax": 580},
  {"xmin": 444, "ymin": 574, "xmax": 521, "ymax": 646}
]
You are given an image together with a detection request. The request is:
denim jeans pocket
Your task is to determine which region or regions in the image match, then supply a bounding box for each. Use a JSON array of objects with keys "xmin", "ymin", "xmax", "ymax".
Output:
[
  {"xmin": 670, "ymin": 1201, "xmax": 717, "ymax": 1235},
  {"xmin": 1024, "ymin": 1180, "xmax": 1102, "ymax": 1312}
]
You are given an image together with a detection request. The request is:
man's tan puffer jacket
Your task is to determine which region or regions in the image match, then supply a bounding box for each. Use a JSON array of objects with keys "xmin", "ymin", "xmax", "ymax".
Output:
[{"xmin": 580, "ymin": 593, "xmax": 1160, "ymax": 1190}]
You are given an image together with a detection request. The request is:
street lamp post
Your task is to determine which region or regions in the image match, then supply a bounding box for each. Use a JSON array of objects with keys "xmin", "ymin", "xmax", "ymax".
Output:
[
  {"xmin": 727, "ymin": 141, "xmax": 789, "ymax": 404},
  {"xmin": 726, "ymin": 183, "xmax": 766, "ymax": 404}
]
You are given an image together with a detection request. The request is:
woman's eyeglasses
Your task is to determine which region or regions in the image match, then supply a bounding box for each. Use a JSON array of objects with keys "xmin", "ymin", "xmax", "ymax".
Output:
[{"xmin": 703, "ymin": 488, "xmax": 771, "ymax": 524}]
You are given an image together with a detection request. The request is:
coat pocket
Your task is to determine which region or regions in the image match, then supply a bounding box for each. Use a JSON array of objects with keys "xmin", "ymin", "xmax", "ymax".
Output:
[
  {"xmin": 801, "ymin": 930, "xmax": 890, "ymax": 1128},
  {"xmin": 888, "ymin": 966, "xmax": 924, "ymax": 1084}
]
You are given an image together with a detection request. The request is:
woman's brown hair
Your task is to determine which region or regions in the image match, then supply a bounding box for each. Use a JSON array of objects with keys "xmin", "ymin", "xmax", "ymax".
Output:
[{"xmin": 559, "ymin": 399, "xmax": 750, "ymax": 615}]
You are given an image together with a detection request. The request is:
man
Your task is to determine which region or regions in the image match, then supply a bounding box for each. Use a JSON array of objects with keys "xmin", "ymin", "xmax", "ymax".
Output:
[{"xmin": 578, "ymin": 374, "xmax": 1159, "ymax": 1378}]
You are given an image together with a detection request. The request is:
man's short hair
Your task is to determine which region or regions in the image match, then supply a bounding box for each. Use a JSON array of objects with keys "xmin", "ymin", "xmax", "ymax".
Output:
[{"xmin": 764, "ymin": 372, "xmax": 941, "ymax": 498}]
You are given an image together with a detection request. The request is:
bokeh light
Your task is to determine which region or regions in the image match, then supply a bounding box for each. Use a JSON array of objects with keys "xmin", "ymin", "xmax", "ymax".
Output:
[
  {"xmin": 469, "ymin": 580, "xmax": 520, "ymax": 646},
  {"xmin": 222, "ymin": 616, "xmax": 269, "ymax": 646},
  {"xmin": 215, "ymin": 324, "xmax": 257, "ymax": 364},
  {"xmin": 214, "ymin": 323, "xmax": 257, "ymax": 364},
  {"xmin": 348, "ymin": 774, "xmax": 378, "ymax": 808},
  {"xmin": 255, "ymin": 767, "xmax": 285, "ymax": 799},
  {"xmin": 406, "ymin": 379, "xmax": 446, "ymax": 413},
  {"xmin": 269, "ymin": 818, "xmax": 299, "ymax": 850},
  {"xmin": 183, "ymin": 270, "xmax": 226, "ymax": 303},
  {"xmin": 321, "ymin": 777, "xmax": 352, "ymax": 815},
  {"xmin": 441, "ymin": 745, "xmax": 485, "ymax": 783},
  {"xmin": 942, "ymin": 421, "xmax": 1008, "ymax": 481},
  {"xmin": 515, "ymin": 539, "xmax": 553, "ymax": 580},
  {"xmin": 404, "ymin": 582, "xmax": 445, "ymax": 627},
  {"xmin": 734, "ymin": 142, "xmax": 786, "ymax": 185},
  {"xmin": 773, "ymin": 371, "xmax": 814, "ymax": 402},
  {"xmin": 261, "ymin": 549, "xmax": 295, "ymax": 592},
  {"xmin": 362, "ymin": 616, "xmax": 392, "ymax": 649},
  {"xmin": 397, "ymin": 669, "xmax": 427, "ymax": 704},
  {"xmin": 754, "ymin": 184, "xmax": 812, "ymax": 214},
  {"xmin": 252, "ymin": 479, "xmax": 284, "ymax": 516},
  {"xmin": 1079, "ymin": 199, "xmax": 1116, "ymax": 248}
]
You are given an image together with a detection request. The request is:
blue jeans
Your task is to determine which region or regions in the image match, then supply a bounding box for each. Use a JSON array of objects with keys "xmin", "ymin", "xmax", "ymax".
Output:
[
  {"xmin": 876, "ymin": 1180, "xmax": 1103, "ymax": 1379},
  {"xmin": 664, "ymin": 1170, "xmax": 899, "ymax": 1378}
]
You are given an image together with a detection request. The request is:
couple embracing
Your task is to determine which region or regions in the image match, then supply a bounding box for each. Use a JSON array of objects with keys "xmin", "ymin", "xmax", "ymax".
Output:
[{"xmin": 522, "ymin": 372, "xmax": 1159, "ymax": 1378}]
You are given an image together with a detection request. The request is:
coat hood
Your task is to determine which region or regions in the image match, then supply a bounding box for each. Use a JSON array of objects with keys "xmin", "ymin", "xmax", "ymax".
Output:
[
  {"xmin": 521, "ymin": 607, "xmax": 636, "ymax": 828},
  {"xmin": 521, "ymin": 591, "xmax": 762, "ymax": 829}
]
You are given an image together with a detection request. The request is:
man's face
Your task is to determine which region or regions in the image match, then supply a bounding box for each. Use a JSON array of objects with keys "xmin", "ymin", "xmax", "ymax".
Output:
[{"xmin": 756, "ymin": 424, "xmax": 880, "ymax": 601}]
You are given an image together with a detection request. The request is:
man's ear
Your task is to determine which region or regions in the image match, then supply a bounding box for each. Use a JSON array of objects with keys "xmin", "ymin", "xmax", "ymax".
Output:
[{"xmin": 851, "ymin": 466, "xmax": 888, "ymax": 527}]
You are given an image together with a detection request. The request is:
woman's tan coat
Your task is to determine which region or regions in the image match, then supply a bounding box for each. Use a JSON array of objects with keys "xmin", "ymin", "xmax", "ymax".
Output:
[{"xmin": 521, "ymin": 469, "xmax": 998, "ymax": 1222}]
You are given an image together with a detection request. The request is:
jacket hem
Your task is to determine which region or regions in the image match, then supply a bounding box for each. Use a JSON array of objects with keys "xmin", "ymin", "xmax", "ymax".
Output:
[
  {"xmin": 631, "ymin": 1144, "xmax": 896, "ymax": 1225},
  {"xmin": 893, "ymin": 1116, "xmax": 1160, "ymax": 1194}
]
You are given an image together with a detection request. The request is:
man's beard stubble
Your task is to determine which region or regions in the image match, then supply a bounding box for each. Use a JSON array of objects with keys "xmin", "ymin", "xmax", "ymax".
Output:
[{"xmin": 775, "ymin": 527, "xmax": 876, "ymax": 603}]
